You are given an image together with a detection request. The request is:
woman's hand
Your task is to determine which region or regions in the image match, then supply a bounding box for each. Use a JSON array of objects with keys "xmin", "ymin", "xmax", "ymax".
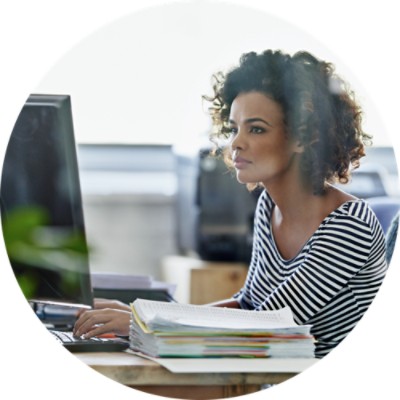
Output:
[
  {"xmin": 73, "ymin": 308, "xmax": 131, "ymax": 338},
  {"xmin": 93, "ymin": 298, "xmax": 131, "ymax": 312}
]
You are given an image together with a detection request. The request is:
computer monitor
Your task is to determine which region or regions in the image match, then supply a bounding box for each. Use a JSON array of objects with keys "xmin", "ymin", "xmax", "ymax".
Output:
[{"xmin": 0, "ymin": 94, "xmax": 93, "ymax": 323}]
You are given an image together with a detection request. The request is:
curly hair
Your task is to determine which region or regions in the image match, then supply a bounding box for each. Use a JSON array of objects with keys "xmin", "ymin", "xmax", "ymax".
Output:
[{"xmin": 203, "ymin": 49, "xmax": 372, "ymax": 195}]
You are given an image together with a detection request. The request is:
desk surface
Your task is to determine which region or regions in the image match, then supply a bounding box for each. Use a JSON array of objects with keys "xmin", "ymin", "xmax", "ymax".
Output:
[{"xmin": 76, "ymin": 351, "xmax": 317, "ymax": 399}]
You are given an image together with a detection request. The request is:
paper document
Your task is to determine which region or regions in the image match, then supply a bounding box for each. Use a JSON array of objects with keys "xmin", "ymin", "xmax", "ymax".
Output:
[
  {"xmin": 130, "ymin": 350, "xmax": 318, "ymax": 373},
  {"xmin": 129, "ymin": 299, "xmax": 315, "ymax": 358},
  {"xmin": 134, "ymin": 299, "xmax": 301, "ymax": 330},
  {"xmin": 91, "ymin": 273, "xmax": 176, "ymax": 296},
  {"xmin": 91, "ymin": 272, "xmax": 152, "ymax": 289}
]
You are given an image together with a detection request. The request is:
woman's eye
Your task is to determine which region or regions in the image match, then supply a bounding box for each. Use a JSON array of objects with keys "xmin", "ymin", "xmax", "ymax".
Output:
[
  {"xmin": 228, "ymin": 127, "xmax": 238, "ymax": 136},
  {"xmin": 250, "ymin": 126, "xmax": 265, "ymax": 134}
]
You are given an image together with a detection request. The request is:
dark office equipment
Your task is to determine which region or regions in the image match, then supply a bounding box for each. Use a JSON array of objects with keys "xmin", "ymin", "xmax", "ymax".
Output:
[
  {"xmin": 1, "ymin": 94, "xmax": 94, "ymax": 319},
  {"xmin": 93, "ymin": 288, "xmax": 175, "ymax": 304},
  {"xmin": 337, "ymin": 167, "xmax": 389, "ymax": 199},
  {"xmin": 1, "ymin": 94, "xmax": 93, "ymax": 316},
  {"xmin": 0, "ymin": 94, "xmax": 129, "ymax": 351},
  {"xmin": 49, "ymin": 330, "xmax": 129, "ymax": 353},
  {"xmin": 175, "ymin": 147, "xmax": 260, "ymax": 263}
]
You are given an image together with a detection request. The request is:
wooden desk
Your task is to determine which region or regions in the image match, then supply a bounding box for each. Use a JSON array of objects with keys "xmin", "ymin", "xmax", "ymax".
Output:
[{"xmin": 76, "ymin": 351, "xmax": 317, "ymax": 399}]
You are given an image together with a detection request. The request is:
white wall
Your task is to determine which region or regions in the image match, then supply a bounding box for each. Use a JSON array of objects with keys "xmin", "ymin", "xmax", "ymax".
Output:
[
  {"xmin": 34, "ymin": 2, "xmax": 392, "ymax": 148},
  {"xmin": 83, "ymin": 193, "xmax": 177, "ymax": 279}
]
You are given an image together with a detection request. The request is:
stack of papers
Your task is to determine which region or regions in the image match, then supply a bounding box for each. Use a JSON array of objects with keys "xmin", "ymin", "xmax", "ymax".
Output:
[
  {"xmin": 91, "ymin": 272, "xmax": 153, "ymax": 290},
  {"xmin": 129, "ymin": 299, "xmax": 315, "ymax": 358},
  {"xmin": 91, "ymin": 272, "xmax": 176, "ymax": 297}
]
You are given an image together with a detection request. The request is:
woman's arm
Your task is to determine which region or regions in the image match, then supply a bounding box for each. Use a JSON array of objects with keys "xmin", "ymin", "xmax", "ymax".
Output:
[{"xmin": 252, "ymin": 212, "xmax": 384, "ymax": 323}]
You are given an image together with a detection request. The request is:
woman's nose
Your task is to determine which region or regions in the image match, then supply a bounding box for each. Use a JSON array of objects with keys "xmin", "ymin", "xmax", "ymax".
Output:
[{"xmin": 230, "ymin": 130, "xmax": 245, "ymax": 151}]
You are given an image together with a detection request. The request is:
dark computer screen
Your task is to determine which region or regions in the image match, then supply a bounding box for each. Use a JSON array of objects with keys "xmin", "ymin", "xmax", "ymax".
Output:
[{"xmin": 0, "ymin": 94, "xmax": 93, "ymax": 313}]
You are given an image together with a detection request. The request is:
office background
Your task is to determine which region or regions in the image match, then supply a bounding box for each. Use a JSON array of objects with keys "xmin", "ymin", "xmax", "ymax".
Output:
[{"xmin": 31, "ymin": 2, "xmax": 398, "ymax": 282}]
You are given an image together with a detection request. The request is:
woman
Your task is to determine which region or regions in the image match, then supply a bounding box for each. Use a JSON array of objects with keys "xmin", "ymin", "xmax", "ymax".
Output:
[{"xmin": 74, "ymin": 49, "xmax": 387, "ymax": 358}]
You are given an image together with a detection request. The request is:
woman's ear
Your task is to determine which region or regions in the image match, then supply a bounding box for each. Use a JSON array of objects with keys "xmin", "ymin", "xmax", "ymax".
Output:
[{"xmin": 292, "ymin": 140, "xmax": 305, "ymax": 154}]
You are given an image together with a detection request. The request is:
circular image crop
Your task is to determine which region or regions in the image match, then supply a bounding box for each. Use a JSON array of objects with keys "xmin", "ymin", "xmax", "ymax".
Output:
[{"xmin": 1, "ymin": 2, "xmax": 398, "ymax": 400}]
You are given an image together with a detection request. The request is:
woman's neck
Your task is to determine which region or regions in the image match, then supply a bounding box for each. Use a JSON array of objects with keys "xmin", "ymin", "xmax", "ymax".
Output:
[{"xmin": 266, "ymin": 182, "xmax": 356, "ymax": 260}]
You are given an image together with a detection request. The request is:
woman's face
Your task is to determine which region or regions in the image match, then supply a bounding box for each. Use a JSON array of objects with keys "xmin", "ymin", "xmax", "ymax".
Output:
[{"xmin": 228, "ymin": 91, "xmax": 301, "ymax": 188}]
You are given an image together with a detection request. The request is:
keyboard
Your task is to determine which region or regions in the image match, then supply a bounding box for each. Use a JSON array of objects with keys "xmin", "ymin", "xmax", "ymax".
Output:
[{"xmin": 49, "ymin": 330, "xmax": 130, "ymax": 353}]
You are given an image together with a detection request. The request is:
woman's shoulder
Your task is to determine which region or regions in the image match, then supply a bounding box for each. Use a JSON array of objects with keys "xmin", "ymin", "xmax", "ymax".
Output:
[
  {"xmin": 324, "ymin": 198, "xmax": 384, "ymax": 240},
  {"xmin": 324, "ymin": 186, "xmax": 375, "ymax": 224},
  {"xmin": 336, "ymin": 198, "xmax": 376, "ymax": 221}
]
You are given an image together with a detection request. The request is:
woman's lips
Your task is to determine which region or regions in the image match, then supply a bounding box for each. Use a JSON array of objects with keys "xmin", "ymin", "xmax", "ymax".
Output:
[{"xmin": 233, "ymin": 157, "xmax": 251, "ymax": 169}]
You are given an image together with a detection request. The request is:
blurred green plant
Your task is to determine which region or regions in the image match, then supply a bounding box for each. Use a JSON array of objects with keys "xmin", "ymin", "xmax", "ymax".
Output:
[{"xmin": 2, "ymin": 206, "xmax": 90, "ymax": 299}]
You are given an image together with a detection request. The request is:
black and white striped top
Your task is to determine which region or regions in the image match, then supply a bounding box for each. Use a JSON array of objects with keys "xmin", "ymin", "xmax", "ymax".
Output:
[{"xmin": 235, "ymin": 190, "xmax": 388, "ymax": 358}]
